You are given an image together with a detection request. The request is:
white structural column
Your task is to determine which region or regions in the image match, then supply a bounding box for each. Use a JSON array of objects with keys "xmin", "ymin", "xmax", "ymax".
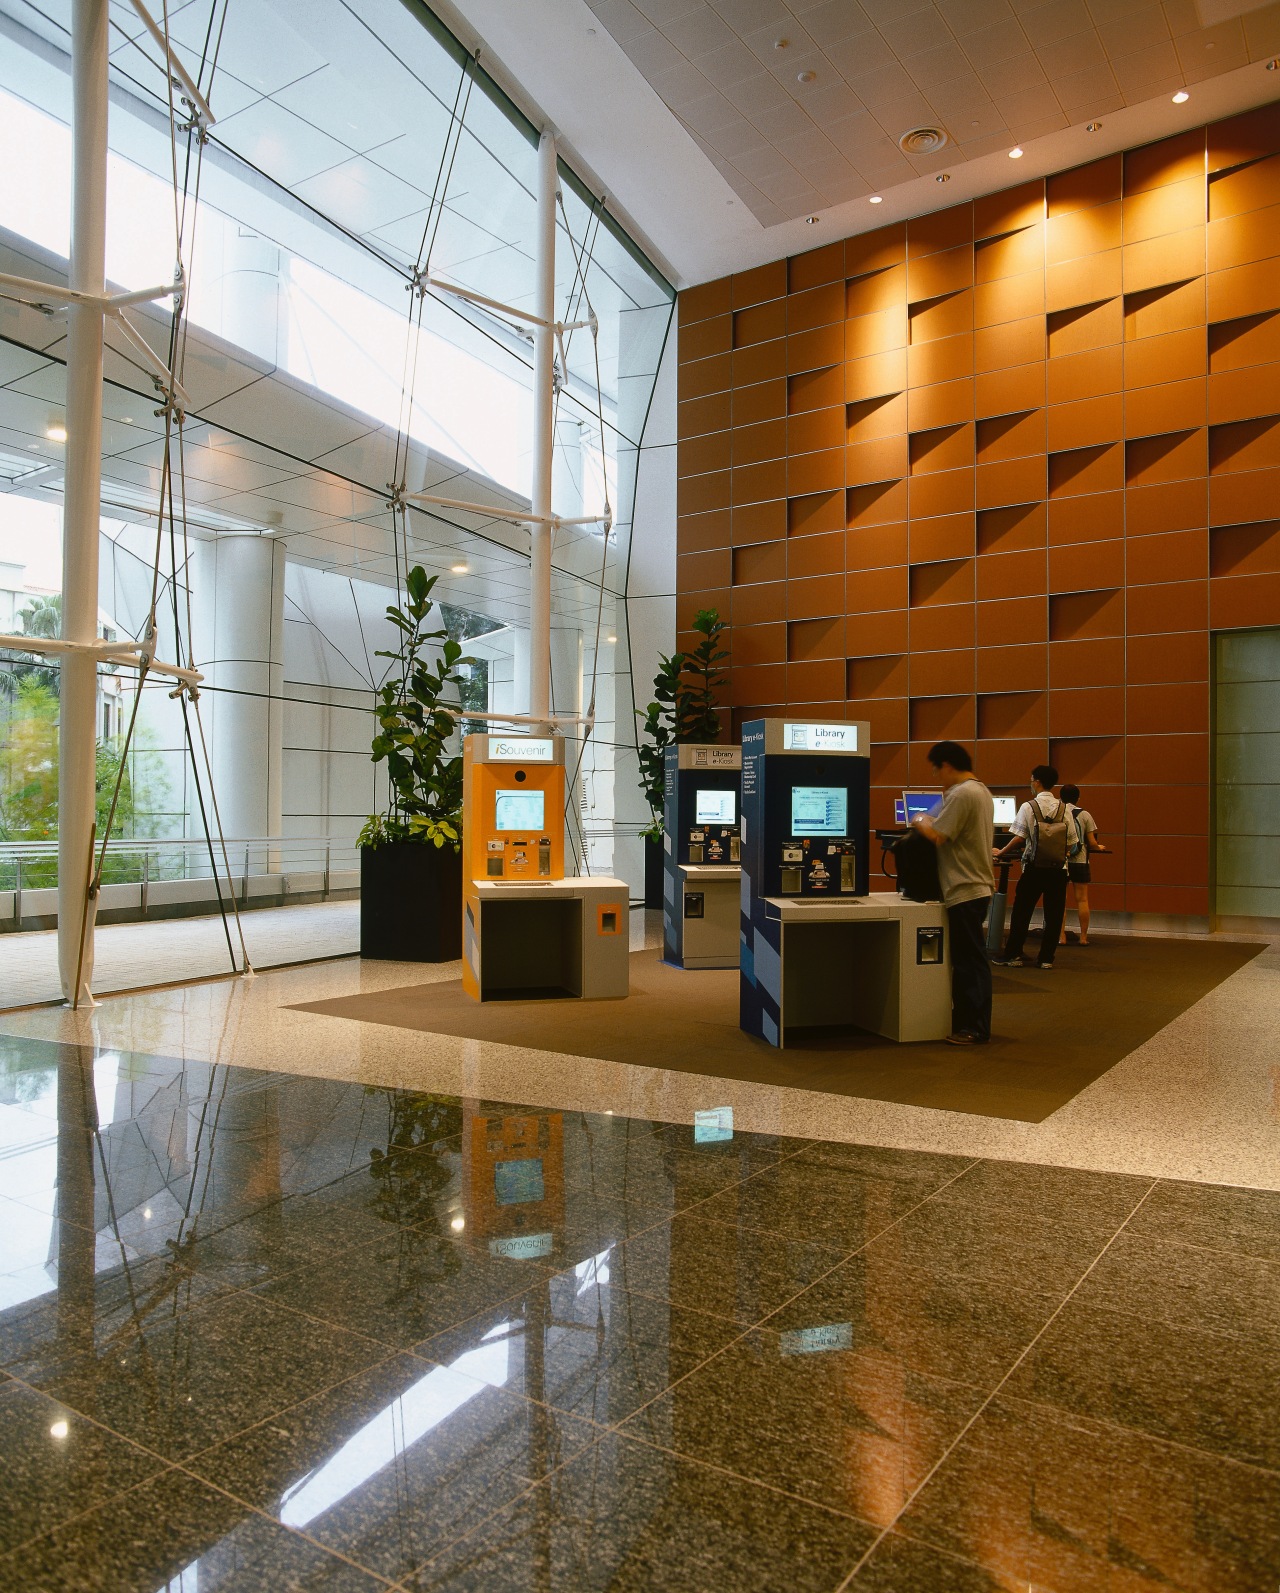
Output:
[
  {"xmin": 58, "ymin": 0, "xmax": 109, "ymax": 1004},
  {"xmin": 193, "ymin": 535, "xmax": 286, "ymax": 844},
  {"xmin": 528, "ymin": 128, "xmax": 557, "ymax": 730}
]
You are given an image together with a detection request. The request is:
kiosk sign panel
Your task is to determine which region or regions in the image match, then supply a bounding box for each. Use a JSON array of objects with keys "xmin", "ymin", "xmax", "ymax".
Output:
[
  {"xmin": 783, "ymin": 722, "xmax": 859, "ymax": 752},
  {"xmin": 488, "ymin": 737, "xmax": 554, "ymax": 762}
]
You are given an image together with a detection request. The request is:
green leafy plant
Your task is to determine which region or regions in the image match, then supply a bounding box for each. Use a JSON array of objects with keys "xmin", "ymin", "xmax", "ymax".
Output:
[
  {"xmin": 357, "ymin": 566, "xmax": 474, "ymax": 852},
  {"xmin": 636, "ymin": 607, "xmax": 728, "ymax": 840}
]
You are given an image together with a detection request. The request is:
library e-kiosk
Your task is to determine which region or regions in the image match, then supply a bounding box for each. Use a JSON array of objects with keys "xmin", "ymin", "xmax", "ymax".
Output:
[
  {"xmin": 662, "ymin": 743, "xmax": 742, "ymax": 970},
  {"xmin": 461, "ymin": 733, "xmax": 629, "ymax": 1003},
  {"xmin": 740, "ymin": 719, "xmax": 951, "ymax": 1047}
]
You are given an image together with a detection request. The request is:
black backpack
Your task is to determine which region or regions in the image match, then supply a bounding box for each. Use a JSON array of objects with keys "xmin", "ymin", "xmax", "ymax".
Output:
[{"xmin": 891, "ymin": 830, "xmax": 941, "ymax": 902}]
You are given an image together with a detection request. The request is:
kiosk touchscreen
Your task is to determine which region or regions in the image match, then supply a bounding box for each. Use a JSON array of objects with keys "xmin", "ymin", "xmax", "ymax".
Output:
[
  {"xmin": 662, "ymin": 742, "xmax": 742, "ymax": 969},
  {"xmin": 992, "ymin": 794, "xmax": 1017, "ymax": 826}
]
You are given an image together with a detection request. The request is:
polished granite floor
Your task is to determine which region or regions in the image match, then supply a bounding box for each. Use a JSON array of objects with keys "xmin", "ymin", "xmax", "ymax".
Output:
[{"xmin": 1, "ymin": 1030, "xmax": 1278, "ymax": 1591}]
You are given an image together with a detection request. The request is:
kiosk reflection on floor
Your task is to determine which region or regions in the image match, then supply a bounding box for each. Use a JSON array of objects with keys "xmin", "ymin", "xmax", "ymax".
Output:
[
  {"xmin": 461, "ymin": 734, "xmax": 629, "ymax": 1003},
  {"xmin": 663, "ymin": 743, "xmax": 742, "ymax": 971},
  {"xmin": 740, "ymin": 719, "xmax": 951, "ymax": 1048}
]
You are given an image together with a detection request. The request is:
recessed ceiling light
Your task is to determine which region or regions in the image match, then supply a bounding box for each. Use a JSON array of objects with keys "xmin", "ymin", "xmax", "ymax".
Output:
[
  {"xmin": 1008, "ymin": 146, "xmax": 1024, "ymax": 158},
  {"xmin": 1172, "ymin": 90, "xmax": 1189, "ymax": 103},
  {"xmin": 935, "ymin": 173, "xmax": 951, "ymax": 183},
  {"xmin": 45, "ymin": 422, "xmax": 66, "ymax": 442},
  {"xmin": 804, "ymin": 214, "xmax": 819, "ymax": 224},
  {"xmin": 774, "ymin": 37, "xmax": 788, "ymax": 49},
  {"xmin": 1086, "ymin": 121, "xmax": 1102, "ymax": 132},
  {"xmin": 451, "ymin": 562, "xmax": 469, "ymax": 573},
  {"xmin": 607, "ymin": 634, "xmax": 617, "ymax": 643},
  {"xmin": 869, "ymin": 194, "xmax": 883, "ymax": 204},
  {"xmin": 797, "ymin": 70, "xmax": 816, "ymax": 83},
  {"xmin": 450, "ymin": 1214, "xmax": 465, "ymax": 1231},
  {"xmin": 1268, "ymin": 57, "xmax": 1278, "ymax": 70},
  {"xmin": 49, "ymin": 1420, "xmax": 69, "ymax": 1440}
]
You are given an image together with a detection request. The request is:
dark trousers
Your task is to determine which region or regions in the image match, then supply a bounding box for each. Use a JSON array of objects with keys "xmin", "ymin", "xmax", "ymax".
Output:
[
  {"xmin": 1004, "ymin": 866, "xmax": 1068, "ymax": 965},
  {"xmin": 948, "ymin": 896, "xmax": 992, "ymax": 1041}
]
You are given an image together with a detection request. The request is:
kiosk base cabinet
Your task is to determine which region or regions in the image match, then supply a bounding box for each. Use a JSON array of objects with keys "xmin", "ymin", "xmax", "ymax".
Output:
[
  {"xmin": 672, "ymin": 865, "xmax": 740, "ymax": 969},
  {"xmin": 743, "ymin": 894, "xmax": 951, "ymax": 1047},
  {"xmin": 463, "ymin": 880, "xmax": 629, "ymax": 1002}
]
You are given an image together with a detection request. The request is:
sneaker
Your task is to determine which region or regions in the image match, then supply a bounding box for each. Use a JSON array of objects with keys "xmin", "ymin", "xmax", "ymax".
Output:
[
  {"xmin": 1037, "ymin": 960, "xmax": 1054, "ymax": 969},
  {"xmin": 991, "ymin": 955, "xmax": 1023, "ymax": 967},
  {"xmin": 945, "ymin": 1031, "xmax": 981, "ymax": 1046}
]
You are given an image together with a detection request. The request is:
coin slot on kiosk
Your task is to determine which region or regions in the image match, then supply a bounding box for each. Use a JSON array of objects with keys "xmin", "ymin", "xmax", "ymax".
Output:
[
  {"xmin": 462, "ymin": 734, "xmax": 628, "ymax": 1003},
  {"xmin": 662, "ymin": 743, "xmax": 742, "ymax": 970}
]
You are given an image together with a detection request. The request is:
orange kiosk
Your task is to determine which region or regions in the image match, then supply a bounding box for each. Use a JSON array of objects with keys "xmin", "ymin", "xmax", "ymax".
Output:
[{"xmin": 462, "ymin": 732, "xmax": 629, "ymax": 1002}]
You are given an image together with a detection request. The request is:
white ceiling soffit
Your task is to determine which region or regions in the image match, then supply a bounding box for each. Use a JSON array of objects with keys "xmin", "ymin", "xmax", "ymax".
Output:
[{"xmin": 439, "ymin": 0, "xmax": 1280, "ymax": 287}]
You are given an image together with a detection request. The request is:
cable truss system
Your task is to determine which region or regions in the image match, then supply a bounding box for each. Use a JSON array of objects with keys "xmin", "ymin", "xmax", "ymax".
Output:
[
  {"xmin": 0, "ymin": 2, "xmax": 625, "ymax": 997},
  {"xmin": 0, "ymin": 0, "xmax": 249, "ymax": 1007}
]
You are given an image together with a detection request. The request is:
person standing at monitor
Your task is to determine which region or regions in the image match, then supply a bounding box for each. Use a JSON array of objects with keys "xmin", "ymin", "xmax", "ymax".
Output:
[
  {"xmin": 911, "ymin": 741, "xmax": 995, "ymax": 1046},
  {"xmin": 992, "ymin": 765, "xmax": 1076, "ymax": 969},
  {"xmin": 1058, "ymin": 782, "xmax": 1111, "ymax": 946}
]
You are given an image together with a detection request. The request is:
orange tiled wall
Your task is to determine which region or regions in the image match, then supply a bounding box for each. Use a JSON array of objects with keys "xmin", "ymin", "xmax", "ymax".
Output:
[{"xmin": 675, "ymin": 103, "xmax": 1280, "ymax": 920}]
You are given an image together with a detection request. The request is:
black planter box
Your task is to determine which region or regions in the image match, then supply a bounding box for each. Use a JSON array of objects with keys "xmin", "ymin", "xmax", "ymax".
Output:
[
  {"xmin": 643, "ymin": 834, "xmax": 663, "ymax": 910},
  {"xmin": 360, "ymin": 841, "xmax": 463, "ymax": 962}
]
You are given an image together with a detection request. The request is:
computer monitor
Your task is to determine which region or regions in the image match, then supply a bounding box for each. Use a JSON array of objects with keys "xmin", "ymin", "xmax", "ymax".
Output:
[
  {"xmin": 493, "ymin": 789, "xmax": 546, "ymax": 831},
  {"xmin": 791, "ymin": 785, "xmax": 848, "ymax": 837},
  {"xmin": 893, "ymin": 798, "xmax": 907, "ymax": 825},
  {"xmin": 992, "ymin": 794, "xmax": 1017, "ymax": 826},
  {"xmin": 902, "ymin": 791, "xmax": 943, "ymax": 821},
  {"xmin": 695, "ymin": 788, "xmax": 736, "ymax": 825}
]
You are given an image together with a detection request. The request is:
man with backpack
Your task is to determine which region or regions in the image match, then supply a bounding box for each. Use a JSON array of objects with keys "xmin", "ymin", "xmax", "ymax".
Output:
[{"xmin": 992, "ymin": 765, "xmax": 1077, "ymax": 969}]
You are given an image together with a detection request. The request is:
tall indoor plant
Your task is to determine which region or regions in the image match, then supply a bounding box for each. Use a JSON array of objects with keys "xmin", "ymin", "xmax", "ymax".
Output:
[
  {"xmin": 357, "ymin": 566, "xmax": 473, "ymax": 961},
  {"xmin": 637, "ymin": 607, "xmax": 728, "ymax": 906}
]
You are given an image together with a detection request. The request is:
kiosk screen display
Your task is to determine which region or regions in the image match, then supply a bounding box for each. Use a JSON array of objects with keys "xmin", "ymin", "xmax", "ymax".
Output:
[
  {"xmin": 494, "ymin": 789, "xmax": 545, "ymax": 832},
  {"xmin": 791, "ymin": 786, "xmax": 848, "ymax": 836},
  {"xmin": 992, "ymin": 795, "xmax": 1017, "ymax": 825},
  {"xmin": 903, "ymin": 791, "xmax": 943, "ymax": 821},
  {"xmin": 695, "ymin": 788, "xmax": 736, "ymax": 825},
  {"xmin": 493, "ymin": 1157, "xmax": 544, "ymax": 1205}
]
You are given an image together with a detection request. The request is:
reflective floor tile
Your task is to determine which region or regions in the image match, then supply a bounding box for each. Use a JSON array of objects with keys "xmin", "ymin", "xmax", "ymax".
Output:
[
  {"xmin": 938, "ymin": 1158, "xmax": 1154, "ymax": 1226},
  {"xmin": 563, "ymin": 1138, "xmax": 794, "ymax": 1216},
  {"xmin": 411, "ymin": 1431, "xmax": 877, "ymax": 1592},
  {"xmin": 849, "ymin": 1531, "xmax": 1010, "ymax": 1591},
  {"xmin": 786, "ymin": 1142, "xmax": 975, "ymax": 1191},
  {"xmin": 693, "ymin": 1155, "xmax": 936, "ymax": 1251},
  {"xmin": 896, "ymin": 1395, "xmax": 1280, "ymax": 1593},
  {"xmin": 188, "ymin": 1352, "xmax": 598, "ymax": 1585},
  {"xmin": 1124, "ymin": 1178, "xmax": 1280, "ymax": 1264},
  {"xmin": 1072, "ymin": 1231, "xmax": 1280, "ymax": 1348},
  {"xmin": 613, "ymin": 1212, "xmax": 846, "ymax": 1325},
  {"xmin": 859, "ymin": 1189, "xmax": 1117, "ymax": 1295},
  {"xmin": 26, "ymin": 1290, "xmax": 388, "ymax": 1464},
  {"xmin": 419, "ymin": 1275, "xmax": 742, "ymax": 1428},
  {"xmin": 0, "ymin": 1465, "xmax": 387, "ymax": 1591},
  {"xmin": 1006, "ymin": 1297, "xmax": 1280, "ymax": 1470},
  {"xmin": 0, "ymin": 1379, "xmax": 166, "ymax": 1556},
  {"xmin": 622, "ymin": 1328, "xmax": 982, "ymax": 1524},
  {"xmin": 256, "ymin": 1229, "xmax": 559, "ymax": 1351},
  {"xmin": 761, "ymin": 1253, "xmax": 1061, "ymax": 1391}
]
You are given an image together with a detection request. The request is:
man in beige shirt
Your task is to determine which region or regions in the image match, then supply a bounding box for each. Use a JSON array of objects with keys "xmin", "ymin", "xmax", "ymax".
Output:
[{"xmin": 912, "ymin": 740, "xmax": 996, "ymax": 1045}]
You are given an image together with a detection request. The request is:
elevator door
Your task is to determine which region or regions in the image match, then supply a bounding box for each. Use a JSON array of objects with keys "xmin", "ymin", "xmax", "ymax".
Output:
[{"xmin": 1214, "ymin": 628, "xmax": 1280, "ymax": 923}]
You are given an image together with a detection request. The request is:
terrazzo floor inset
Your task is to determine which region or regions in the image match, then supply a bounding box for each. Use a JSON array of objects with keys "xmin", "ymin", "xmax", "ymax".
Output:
[{"xmin": 0, "ymin": 1034, "xmax": 1277, "ymax": 1591}]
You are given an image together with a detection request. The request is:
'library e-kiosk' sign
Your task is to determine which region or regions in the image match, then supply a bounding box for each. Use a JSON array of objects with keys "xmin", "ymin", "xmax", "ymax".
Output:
[
  {"xmin": 488, "ymin": 736, "xmax": 555, "ymax": 762},
  {"xmin": 782, "ymin": 722, "xmax": 860, "ymax": 753}
]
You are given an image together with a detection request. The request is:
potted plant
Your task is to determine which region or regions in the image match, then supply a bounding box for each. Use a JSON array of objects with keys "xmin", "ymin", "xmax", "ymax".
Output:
[
  {"xmin": 357, "ymin": 566, "xmax": 473, "ymax": 961},
  {"xmin": 636, "ymin": 608, "xmax": 729, "ymax": 907}
]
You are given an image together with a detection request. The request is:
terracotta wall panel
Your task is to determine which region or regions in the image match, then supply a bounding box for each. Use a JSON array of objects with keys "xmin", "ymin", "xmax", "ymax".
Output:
[{"xmin": 675, "ymin": 106, "xmax": 1280, "ymax": 921}]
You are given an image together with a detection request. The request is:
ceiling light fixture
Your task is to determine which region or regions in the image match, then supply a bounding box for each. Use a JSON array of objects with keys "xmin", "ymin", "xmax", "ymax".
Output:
[
  {"xmin": 804, "ymin": 214, "xmax": 819, "ymax": 224},
  {"xmin": 1008, "ymin": 146, "xmax": 1023, "ymax": 158},
  {"xmin": 797, "ymin": 70, "xmax": 816, "ymax": 83},
  {"xmin": 1172, "ymin": 89, "xmax": 1189, "ymax": 103},
  {"xmin": 451, "ymin": 562, "xmax": 469, "ymax": 573},
  {"xmin": 869, "ymin": 194, "xmax": 883, "ymax": 203},
  {"xmin": 1267, "ymin": 58, "xmax": 1278, "ymax": 70},
  {"xmin": 935, "ymin": 173, "xmax": 951, "ymax": 183},
  {"xmin": 774, "ymin": 37, "xmax": 788, "ymax": 49},
  {"xmin": 1086, "ymin": 121, "xmax": 1102, "ymax": 132},
  {"xmin": 45, "ymin": 422, "xmax": 67, "ymax": 442},
  {"xmin": 49, "ymin": 1420, "xmax": 69, "ymax": 1440},
  {"xmin": 607, "ymin": 634, "xmax": 617, "ymax": 643}
]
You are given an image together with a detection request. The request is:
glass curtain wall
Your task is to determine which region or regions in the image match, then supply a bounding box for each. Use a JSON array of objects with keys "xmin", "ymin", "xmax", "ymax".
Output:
[{"xmin": 0, "ymin": 0, "xmax": 674, "ymax": 904}]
